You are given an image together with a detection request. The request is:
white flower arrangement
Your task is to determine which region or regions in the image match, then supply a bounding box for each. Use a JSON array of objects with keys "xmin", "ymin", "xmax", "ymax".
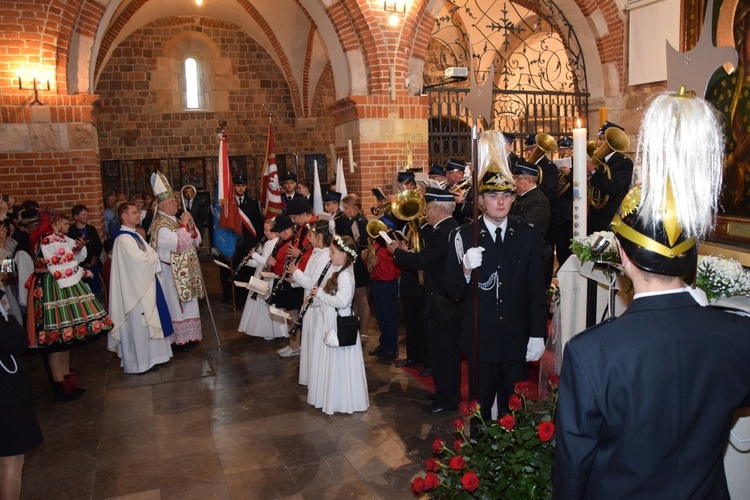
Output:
[
  {"xmin": 696, "ymin": 255, "xmax": 750, "ymax": 301},
  {"xmin": 569, "ymin": 231, "xmax": 620, "ymax": 264}
]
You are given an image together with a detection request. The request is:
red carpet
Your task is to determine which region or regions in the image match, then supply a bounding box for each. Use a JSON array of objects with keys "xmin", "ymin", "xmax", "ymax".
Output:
[{"xmin": 401, "ymin": 355, "xmax": 540, "ymax": 402}]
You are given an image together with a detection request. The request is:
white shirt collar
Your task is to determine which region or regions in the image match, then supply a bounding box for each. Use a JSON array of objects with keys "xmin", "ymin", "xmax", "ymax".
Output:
[{"xmin": 482, "ymin": 215, "xmax": 508, "ymax": 240}]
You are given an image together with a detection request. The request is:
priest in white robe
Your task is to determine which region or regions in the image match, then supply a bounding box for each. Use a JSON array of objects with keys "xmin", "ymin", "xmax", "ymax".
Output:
[
  {"xmin": 108, "ymin": 202, "xmax": 173, "ymax": 373},
  {"xmin": 149, "ymin": 172, "xmax": 203, "ymax": 347}
]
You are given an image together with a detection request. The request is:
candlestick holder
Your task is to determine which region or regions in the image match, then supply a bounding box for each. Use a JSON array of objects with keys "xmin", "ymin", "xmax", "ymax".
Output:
[{"xmin": 17, "ymin": 76, "xmax": 50, "ymax": 106}]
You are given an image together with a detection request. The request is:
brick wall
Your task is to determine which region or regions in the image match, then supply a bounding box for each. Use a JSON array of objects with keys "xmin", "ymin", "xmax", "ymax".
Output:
[{"xmin": 96, "ymin": 17, "xmax": 335, "ymax": 188}]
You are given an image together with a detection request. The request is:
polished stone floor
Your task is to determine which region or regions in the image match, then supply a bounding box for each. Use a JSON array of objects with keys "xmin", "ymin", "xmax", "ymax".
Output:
[{"xmin": 19, "ymin": 264, "xmax": 451, "ymax": 500}]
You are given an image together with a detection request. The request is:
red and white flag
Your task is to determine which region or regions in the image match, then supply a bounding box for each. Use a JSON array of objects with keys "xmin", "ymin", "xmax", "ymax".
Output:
[
  {"xmin": 261, "ymin": 124, "xmax": 283, "ymax": 219},
  {"xmin": 218, "ymin": 132, "xmax": 256, "ymax": 238}
]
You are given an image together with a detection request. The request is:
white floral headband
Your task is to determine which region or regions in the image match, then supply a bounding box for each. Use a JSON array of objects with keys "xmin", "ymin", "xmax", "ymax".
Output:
[{"xmin": 333, "ymin": 234, "xmax": 357, "ymax": 260}]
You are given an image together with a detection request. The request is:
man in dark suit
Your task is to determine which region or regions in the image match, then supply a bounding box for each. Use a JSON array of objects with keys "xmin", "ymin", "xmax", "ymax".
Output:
[
  {"xmin": 549, "ymin": 136, "xmax": 574, "ymax": 267},
  {"xmin": 554, "ymin": 90, "xmax": 750, "ymax": 499},
  {"xmin": 446, "ymin": 167, "xmax": 547, "ymax": 420},
  {"xmin": 221, "ymin": 174, "xmax": 264, "ymax": 305},
  {"xmin": 279, "ymin": 172, "xmax": 301, "ymax": 213},
  {"xmin": 510, "ymin": 158, "xmax": 553, "ymax": 286},
  {"xmin": 387, "ymin": 187, "xmax": 462, "ymax": 413},
  {"xmin": 587, "ymin": 121, "xmax": 634, "ymax": 233},
  {"xmin": 523, "ymin": 134, "xmax": 558, "ymax": 205},
  {"xmin": 444, "ymin": 158, "xmax": 472, "ymax": 224}
]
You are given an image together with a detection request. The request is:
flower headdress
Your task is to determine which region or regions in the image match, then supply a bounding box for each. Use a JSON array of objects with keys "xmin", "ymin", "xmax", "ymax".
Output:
[{"xmin": 333, "ymin": 234, "xmax": 357, "ymax": 260}]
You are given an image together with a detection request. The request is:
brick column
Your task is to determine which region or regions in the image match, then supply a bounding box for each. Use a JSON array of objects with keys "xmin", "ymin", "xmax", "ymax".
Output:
[{"xmin": 331, "ymin": 95, "xmax": 430, "ymax": 207}]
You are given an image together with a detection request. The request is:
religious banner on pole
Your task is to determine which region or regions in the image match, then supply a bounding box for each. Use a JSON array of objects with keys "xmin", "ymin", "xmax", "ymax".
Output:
[{"xmin": 261, "ymin": 121, "xmax": 283, "ymax": 219}]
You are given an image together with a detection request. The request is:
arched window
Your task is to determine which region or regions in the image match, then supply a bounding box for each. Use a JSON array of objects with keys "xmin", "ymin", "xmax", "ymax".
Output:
[{"xmin": 184, "ymin": 57, "xmax": 201, "ymax": 109}]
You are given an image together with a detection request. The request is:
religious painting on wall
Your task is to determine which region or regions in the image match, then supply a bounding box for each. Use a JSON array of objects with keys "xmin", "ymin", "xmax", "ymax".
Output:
[
  {"xmin": 704, "ymin": 0, "xmax": 750, "ymax": 245},
  {"xmin": 229, "ymin": 156, "xmax": 248, "ymax": 185},
  {"xmin": 304, "ymin": 153, "xmax": 327, "ymax": 184},
  {"xmin": 101, "ymin": 160, "xmax": 120, "ymax": 182},
  {"xmin": 179, "ymin": 158, "xmax": 207, "ymax": 189},
  {"xmin": 132, "ymin": 159, "xmax": 163, "ymax": 195}
]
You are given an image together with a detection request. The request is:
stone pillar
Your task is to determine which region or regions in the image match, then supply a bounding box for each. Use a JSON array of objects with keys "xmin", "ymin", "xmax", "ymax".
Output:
[{"xmin": 331, "ymin": 95, "xmax": 429, "ymax": 207}]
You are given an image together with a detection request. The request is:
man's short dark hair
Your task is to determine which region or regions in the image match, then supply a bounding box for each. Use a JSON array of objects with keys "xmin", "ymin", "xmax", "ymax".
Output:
[
  {"xmin": 118, "ymin": 202, "xmax": 136, "ymax": 220},
  {"xmin": 71, "ymin": 204, "xmax": 88, "ymax": 217}
]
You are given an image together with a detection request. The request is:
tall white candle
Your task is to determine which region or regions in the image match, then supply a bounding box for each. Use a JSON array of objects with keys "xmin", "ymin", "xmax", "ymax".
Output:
[
  {"xmin": 348, "ymin": 139, "xmax": 355, "ymax": 173},
  {"xmin": 572, "ymin": 120, "xmax": 587, "ymax": 237}
]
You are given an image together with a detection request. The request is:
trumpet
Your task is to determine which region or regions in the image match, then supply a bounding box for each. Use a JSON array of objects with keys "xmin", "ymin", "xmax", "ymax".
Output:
[
  {"xmin": 449, "ymin": 178, "xmax": 472, "ymax": 197},
  {"xmin": 587, "ymin": 128, "xmax": 630, "ymax": 209},
  {"xmin": 370, "ymin": 199, "xmax": 392, "ymax": 216}
]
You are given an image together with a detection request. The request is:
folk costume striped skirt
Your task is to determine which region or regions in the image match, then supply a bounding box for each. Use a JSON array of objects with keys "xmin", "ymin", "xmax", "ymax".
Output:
[{"xmin": 27, "ymin": 272, "xmax": 113, "ymax": 351}]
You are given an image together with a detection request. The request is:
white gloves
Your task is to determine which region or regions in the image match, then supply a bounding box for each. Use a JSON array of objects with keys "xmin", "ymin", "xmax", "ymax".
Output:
[
  {"xmin": 526, "ymin": 337, "xmax": 545, "ymax": 362},
  {"xmin": 462, "ymin": 246, "xmax": 485, "ymax": 270}
]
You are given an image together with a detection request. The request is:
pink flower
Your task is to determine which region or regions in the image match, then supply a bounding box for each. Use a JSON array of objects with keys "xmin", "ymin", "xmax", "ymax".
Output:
[
  {"xmin": 57, "ymin": 247, "xmax": 66, "ymax": 255},
  {"xmin": 64, "ymin": 268, "xmax": 73, "ymax": 277},
  {"xmin": 62, "ymin": 327, "xmax": 74, "ymax": 341},
  {"xmin": 91, "ymin": 321, "xmax": 103, "ymax": 332}
]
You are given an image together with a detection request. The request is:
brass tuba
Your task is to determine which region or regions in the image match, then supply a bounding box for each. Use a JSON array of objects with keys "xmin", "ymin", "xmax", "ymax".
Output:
[
  {"xmin": 391, "ymin": 189, "xmax": 427, "ymax": 284},
  {"xmin": 526, "ymin": 133, "xmax": 559, "ymax": 184},
  {"xmin": 364, "ymin": 219, "xmax": 387, "ymax": 274},
  {"xmin": 587, "ymin": 128, "xmax": 630, "ymax": 209}
]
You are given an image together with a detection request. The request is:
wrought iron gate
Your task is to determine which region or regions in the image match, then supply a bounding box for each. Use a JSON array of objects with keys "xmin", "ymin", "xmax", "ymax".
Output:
[{"xmin": 425, "ymin": 0, "xmax": 590, "ymax": 164}]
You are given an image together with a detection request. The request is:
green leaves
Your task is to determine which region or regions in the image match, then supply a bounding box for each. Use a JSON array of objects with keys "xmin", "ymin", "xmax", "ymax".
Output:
[{"xmin": 412, "ymin": 376, "xmax": 559, "ymax": 499}]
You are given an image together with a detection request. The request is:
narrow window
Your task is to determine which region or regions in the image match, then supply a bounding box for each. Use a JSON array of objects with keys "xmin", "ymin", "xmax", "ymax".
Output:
[{"xmin": 185, "ymin": 57, "xmax": 200, "ymax": 109}]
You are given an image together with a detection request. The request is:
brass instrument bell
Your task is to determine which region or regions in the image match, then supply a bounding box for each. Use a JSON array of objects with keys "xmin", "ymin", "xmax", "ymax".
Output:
[
  {"xmin": 527, "ymin": 133, "xmax": 559, "ymax": 164},
  {"xmin": 587, "ymin": 128, "xmax": 630, "ymax": 209}
]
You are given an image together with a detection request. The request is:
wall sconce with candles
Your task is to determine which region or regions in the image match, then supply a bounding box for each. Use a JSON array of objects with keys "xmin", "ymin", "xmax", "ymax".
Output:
[
  {"xmin": 382, "ymin": 0, "xmax": 406, "ymax": 13},
  {"xmin": 18, "ymin": 76, "xmax": 50, "ymax": 106}
]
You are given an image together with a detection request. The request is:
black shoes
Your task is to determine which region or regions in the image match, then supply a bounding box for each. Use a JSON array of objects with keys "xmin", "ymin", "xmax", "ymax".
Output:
[
  {"xmin": 395, "ymin": 359, "xmax": 419, "ymax": 367},
  {"xmin": 421, "ymin": 403, "xmax": 454, "ymax": 414},
  {"xmin": 378, "ymin": 350, "xmax": 398, "ymax": 361},
  {"xmin": 369, "ymin": 345, "xmax": 386, "ymax": 356},
  {"xmin": 426, "ymin": 393, "xmax": 438, "ymax": 402}
]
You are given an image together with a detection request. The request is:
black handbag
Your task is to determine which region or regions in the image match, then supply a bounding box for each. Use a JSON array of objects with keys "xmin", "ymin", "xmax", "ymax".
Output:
[{"xmin": 335, "ymin": 308, "xmax": 360, "ymax": 347}]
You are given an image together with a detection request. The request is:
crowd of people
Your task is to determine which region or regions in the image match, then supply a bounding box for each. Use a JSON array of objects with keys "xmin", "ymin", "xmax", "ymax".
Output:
[{"xmin": 3, "ymin": 90, "xmax": 750, "ymax": 499}]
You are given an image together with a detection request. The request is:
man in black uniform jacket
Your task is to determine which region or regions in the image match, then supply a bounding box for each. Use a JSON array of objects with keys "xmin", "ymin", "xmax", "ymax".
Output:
[
  {"xmin": 554, "ymin": 90, "xmax": 750, "ymax": 499},
  {"xmin": 446, "ymin": 165, "xmax": 547, "ymax": 420},
  {"xmin": 523, "ymin": 134, "xmax": 558, "ymax": 205},
  {"xmin": 587, "ymin": 121, "xmax": 634, "ymax": 233},
  {"xmin": 387, "ymin": 187, "xmax": 462, "ymax": 413},
  {"xmin": 279, "ymin": 172, "xmax": 301, "ymax": 213},
  {"xmin": 444, "ymin": 158, "xmax": 472, "ymax": 225},
  {"xmin": 510, "ymin": 158, "xmax": 553, "ymax": 286}
]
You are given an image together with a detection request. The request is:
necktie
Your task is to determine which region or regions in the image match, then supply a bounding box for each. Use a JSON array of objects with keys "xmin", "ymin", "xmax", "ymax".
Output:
[
  {"xmin": 495, "ymin": 227, "xmax": 504, "ymax": 252},
  {"xmin": 187, "ymin": 200, "xmax": 192, "ymax": 211}
]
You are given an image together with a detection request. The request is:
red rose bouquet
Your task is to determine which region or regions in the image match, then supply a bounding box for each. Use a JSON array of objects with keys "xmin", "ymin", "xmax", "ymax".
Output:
[{"xmin": 411, "ymin": 374, "xmax": 559, "ymax": 499}]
